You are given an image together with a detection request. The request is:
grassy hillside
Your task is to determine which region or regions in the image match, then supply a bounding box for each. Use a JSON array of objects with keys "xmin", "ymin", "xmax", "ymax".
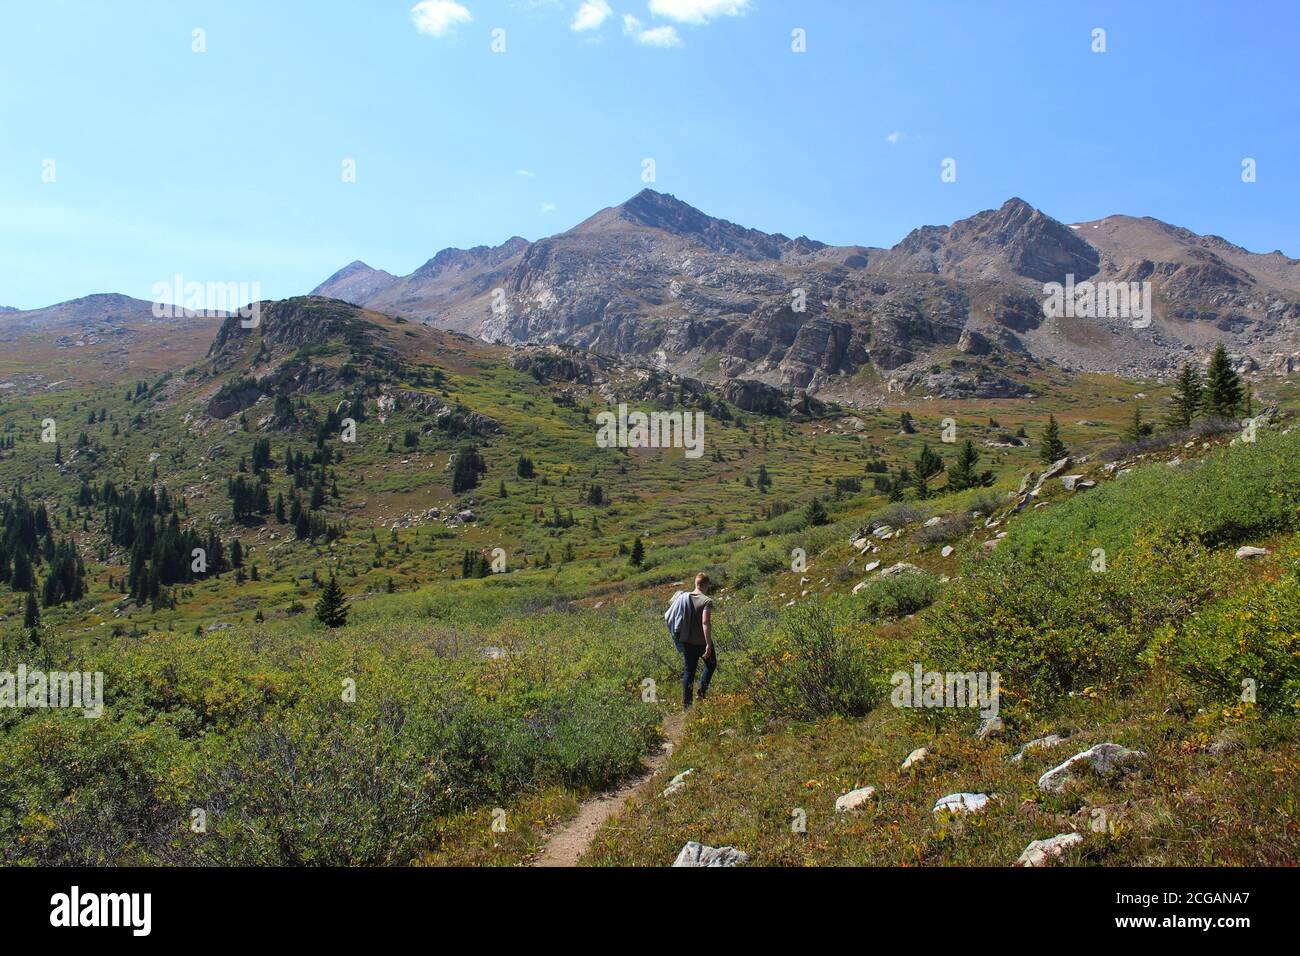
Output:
[{"xmin": 1, "ymin": 297, "xmax": 1296, "ymax": 865}]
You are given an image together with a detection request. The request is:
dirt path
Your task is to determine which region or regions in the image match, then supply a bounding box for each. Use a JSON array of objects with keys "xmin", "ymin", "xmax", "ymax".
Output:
[{"xmin": 533, "ymin": 712, "xmax": 685, "ymax": 867}]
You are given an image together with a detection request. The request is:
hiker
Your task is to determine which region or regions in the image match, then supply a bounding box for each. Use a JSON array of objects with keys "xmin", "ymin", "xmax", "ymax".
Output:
[{"xmin": 671, "ymin": 572, "xmax": 716, "ymax": 710}]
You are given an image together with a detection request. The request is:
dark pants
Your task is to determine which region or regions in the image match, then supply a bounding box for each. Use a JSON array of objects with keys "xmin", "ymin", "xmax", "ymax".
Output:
[{"xmin": 676, "ymin": 641, "xmax": 716, "ymax": 710}]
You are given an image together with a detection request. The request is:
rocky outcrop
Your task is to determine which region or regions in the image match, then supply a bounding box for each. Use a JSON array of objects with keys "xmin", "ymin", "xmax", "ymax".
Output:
[
  {"xmin": 314, "ymin": 190, "xmax": 1300, "ymax": 390},
  {"xmin": 1037, "ymin": 743, "xmax": 1147, "ymax": 793},
  {"xmin": 672, "ymin": 842, "xmax": 749, "ymax": 867}
]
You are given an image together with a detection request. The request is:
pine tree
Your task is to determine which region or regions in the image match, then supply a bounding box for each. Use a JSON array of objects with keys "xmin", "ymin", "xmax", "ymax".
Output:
[
  {"xmin": 1167, "ymin": 361, "xmax": 1203, "ymax": 429},
  {"xmin": 804, "ymin": 497, "xmax": 829, "ymax": 526},
  {"xmin": 1040, "ymin": 415, "xmax": 1067, "ymax": 463},
  {"xmin": 1123, "ymin": 404, "xmax": 1153, "ymax": 442},
  {"xmin": 947, "ymin": 440, "xmax": 993, "ymax": 491},
  {"xmin": 629, "ymin": 537, "xmax": 645, "ymax": 568},
  {"xmin": 314, "ymin": 575, "xmax": 348, "ymax": 628},
  {"xmin": 23, "ymin": 589, "xmax": 40, "ymax": 629},
  {"xmin": 1203, "ymin": 344, "xmax": 1244, "ymax": 419},
  {"xmin": 914, "ymin": 443, "xmax": 944, "ymax": 480}
]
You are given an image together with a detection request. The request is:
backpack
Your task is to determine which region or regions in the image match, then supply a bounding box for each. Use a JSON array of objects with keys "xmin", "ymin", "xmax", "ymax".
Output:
[{"xmin": 664, "ymin": 589, "xmax": 694, "ymax": 644}]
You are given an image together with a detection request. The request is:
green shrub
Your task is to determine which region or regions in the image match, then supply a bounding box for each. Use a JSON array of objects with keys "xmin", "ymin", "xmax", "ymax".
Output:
[
  {"xmin": 853, "ymin": 571, "xmax": 941, "ymax": 621},
  {"xmin": 922, "ymin": 532, "xmax": 1233, "ymax": 721},
  {"xmin": 0, "ymin": 714, "xmax": 182, "ymax": 866},
  {"xmin": 748, "ymin": 601, "xmax": 901, "ymax": 719},
  {"xmin": 1171, "ymin": 564, "xmax": 1300, "ymax": 713}
]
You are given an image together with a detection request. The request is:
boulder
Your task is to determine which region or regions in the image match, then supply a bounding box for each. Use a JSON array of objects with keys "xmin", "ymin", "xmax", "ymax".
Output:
[
  {"xmin": 1014, "ymin": 832, "xmax": 1082, "ymax": 867},
  {"xmin": 864, "ymin": 560, "xmax": 881, "ymax": 573},
  {"xmin": 879, "ymin": 562, "xmax": 922, "ymax": 577},
  {"xmin": 940, "ymin": 545, "xmax": 954, "ymax": 558},
  {"xmin": 1037, "ymin": 743, "xmax": 1146, "ymax": 793},
  {"xmin": 901, "ymin": 747, "xmax": 928, "ymax": 772},
  {"xmin": 672, "ymin": 842, "xmax": 749, "ymax": 867},
  {"xmin": 834, "ymin": 786, "xmax": 877, "ymax": 812},
  {"xmin": 933, "ymin": 792, "xmax": 991, "ymax": 815},
  {"xmin": 1010, "ymin": 734, "xmax": 1066, "ymax": 763},
  {"xmin": 975, "ymin": 716, "xmax": 1004, "ymax": 740},
  {"xmin": 662, "ymin": 768, "xmax": 695, "ymax": 797},
  {"xmin": 1034, "ymin": 457, "xmax": 1071, "ymax": 490},
  {"xmin": 1235, "ymin": 546, "xmax": 1269, "ymax": 560}
]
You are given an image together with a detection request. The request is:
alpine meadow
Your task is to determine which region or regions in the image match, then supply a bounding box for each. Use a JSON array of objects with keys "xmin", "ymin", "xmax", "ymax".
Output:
[{"xmin": 0, "ymin": 0, "xmax": 1297, "ymax": 929}]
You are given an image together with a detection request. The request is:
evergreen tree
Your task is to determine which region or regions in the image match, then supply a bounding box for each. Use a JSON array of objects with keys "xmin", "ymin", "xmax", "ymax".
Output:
[
  {"xmin": 1040, "ymin": 415, "xmax": 1067, "ymax": 463},
  {"xmin": 629, "ymin": 536, "xmax": 645, "ymax": 568},
  {"xmin": 1203, "ymin": 344, "xmax": 1245, "ymax": 419},
  {"xmin": 23, "ymin": 589, "xmax": 40, "ymax": 629},
  {"xmin": 452, "ymin": 443, "xmax": 486, "ymax": 494},
  {"xmin": 804, "ymin": 496, "xmax": 829, "ymax": 526},
  {"xmin": 914, "ymin": 443, "xmax": 944, "ymax": 480},
  {"xmin": 314, "ymin": 575, "xmax": 348, "ymax": 628},
  {"xmin": 946, "ymin": 440, "xmax": 994, "ymax": 491},
  {"xmin": 1123, "ymin": 404, "xmax": 1153, "ymax": 442},
  {"xmin": 1167, "ymin": 361, "xmax": 1203, "ymax": 429}
]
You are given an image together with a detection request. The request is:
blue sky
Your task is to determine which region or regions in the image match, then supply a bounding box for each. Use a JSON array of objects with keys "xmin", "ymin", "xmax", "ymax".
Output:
[{"xmin": 1, "ymin": 0, "xmax": 1297, "ymax": 309}]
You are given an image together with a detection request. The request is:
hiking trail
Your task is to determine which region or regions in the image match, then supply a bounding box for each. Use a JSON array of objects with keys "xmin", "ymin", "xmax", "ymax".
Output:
[{"xmin": 533, "ymin": 712, "xmax": 685, "ymax": 867}]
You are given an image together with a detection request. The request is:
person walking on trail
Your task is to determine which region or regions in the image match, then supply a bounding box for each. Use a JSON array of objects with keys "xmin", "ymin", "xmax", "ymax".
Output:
[{"xmin": 676, "ymin": 572, "xmax": 715, "ymax": 710}]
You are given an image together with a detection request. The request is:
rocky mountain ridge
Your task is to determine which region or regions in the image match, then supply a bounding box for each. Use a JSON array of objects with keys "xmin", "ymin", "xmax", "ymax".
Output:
[{"xmin": 314, "ymin": 191, "xmax": 1300, "ymax": 398}]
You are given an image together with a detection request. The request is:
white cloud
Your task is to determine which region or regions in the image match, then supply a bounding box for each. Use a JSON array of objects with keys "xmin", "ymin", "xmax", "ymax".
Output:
[
  {"xmin": 539, "ymin": 202, "xmax": 557, "ymax": 213},
  {"xmin": 624, "ymin": 14, "xmax": 683, "ymax": 47},
  {"xmin": 647, "ymin": 0, "xmax": 750, "ymax": 25},
  {"xmin": 516, "ymin": 169, "xmax": 536, "ymax": 177},
  {"xmin": 885, "ymin": 131, "xmax": 905, "ymax": 145},
  {"xmin": 410, "ymin": 1, "xmax": 472, "ymax": 38},
  {"xmin": 571, "ymin": 0, "xmax": 612, "ymax": 31}
]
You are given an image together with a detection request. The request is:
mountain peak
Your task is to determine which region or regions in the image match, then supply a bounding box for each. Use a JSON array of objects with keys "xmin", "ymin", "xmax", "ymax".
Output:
[{"xmin": 614, "ymin": 188, "xmax": 712, "ymax": 232}]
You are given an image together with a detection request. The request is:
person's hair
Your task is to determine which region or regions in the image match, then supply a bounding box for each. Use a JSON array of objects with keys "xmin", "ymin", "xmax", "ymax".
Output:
[{"xmin": 695, "ymin": 572, "xmax": 710, "ymax": 591}]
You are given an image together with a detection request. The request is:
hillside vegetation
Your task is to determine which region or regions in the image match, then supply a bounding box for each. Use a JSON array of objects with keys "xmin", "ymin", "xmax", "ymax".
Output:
[{"xmin": 0, "ymin": 297, "xmax": 1295, "ymax": 866}]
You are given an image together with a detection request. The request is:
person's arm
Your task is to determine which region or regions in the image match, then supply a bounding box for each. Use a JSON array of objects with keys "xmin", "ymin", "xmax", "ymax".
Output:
[{"xmin": 702, "ymin": 604, "xmax": 713, "ymax": 657}]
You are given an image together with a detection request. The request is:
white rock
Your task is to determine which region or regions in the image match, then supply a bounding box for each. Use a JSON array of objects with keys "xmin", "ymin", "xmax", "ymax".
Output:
[
  {"xmin": 1015, "ymin": 832, "xmax": 1083, "ymax": 867},
  {"xmin": 834, "ymin": 786, "xmax": 877, "ymax": 812},
  {"xmin": 872, "ymin": 525, "xmax": 894, "ymax": 539},
  {"xmin": 672, "ymin": 842, "xmax": 749, "ymax": 867},
  {"xmin": 1235, "ymin": 546, "xmax": 1270, "ymax": 560},
  {"xmin": 933, "ymin": 792, "xmax": 991, "ymax": 815},
  {"xmin": 1061, "ymin": 474, "xmax": 1085, "ymax": 491},
  {"xmin": 901, "ymin": 747, "xmax": 928, "ymax": 772},
  {"xmin": 662, "ymin": 769, "xmax": 695, "ymax": 797},
  {"xmin": 924, "ymin": 516, "xmax": 943, "ymax": 527},
  {"xmin": 852, "ymin": 580, "xmax": 870, "ymax": 595},
  {"xmin": 1010, "ymin": 734, "xmax": 1066, "ymax": 763},
  {"xmin": 941, "ymin": 545, "xmax": 954, "ymax": 557},
  {"xmin": 879, "ymin": 562, "xmax": 922, "ymax": 577},
  {"xmin": 1037, "ymin": 743, "xmax": 1146, "ymax": 793},
  {"xmin": 863, "ymin": 560, "xmax": 881, "ymax": 573}
]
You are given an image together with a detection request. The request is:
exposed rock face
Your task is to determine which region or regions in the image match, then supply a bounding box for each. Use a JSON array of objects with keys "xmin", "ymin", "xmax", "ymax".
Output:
[
  {"xmin": 1037, "ymin": 743, "xmax": 1147, "ymax": 793},
  {"xmin": 314, "ymin": 190, "xmax": 1300, "ymax": 395},
  {"xmin": 672, "ymin": 842, "xmax": 749, "ymax": 867},
  {"xmin": 1015, "ymin": 832, "xmax": 1083, "ymax": 867}
]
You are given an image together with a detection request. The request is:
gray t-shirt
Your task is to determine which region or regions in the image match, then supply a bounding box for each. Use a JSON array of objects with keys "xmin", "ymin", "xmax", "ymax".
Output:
[{"xmin": 686, "ymin": 592, "xmax": 712, "ymax": 646}]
